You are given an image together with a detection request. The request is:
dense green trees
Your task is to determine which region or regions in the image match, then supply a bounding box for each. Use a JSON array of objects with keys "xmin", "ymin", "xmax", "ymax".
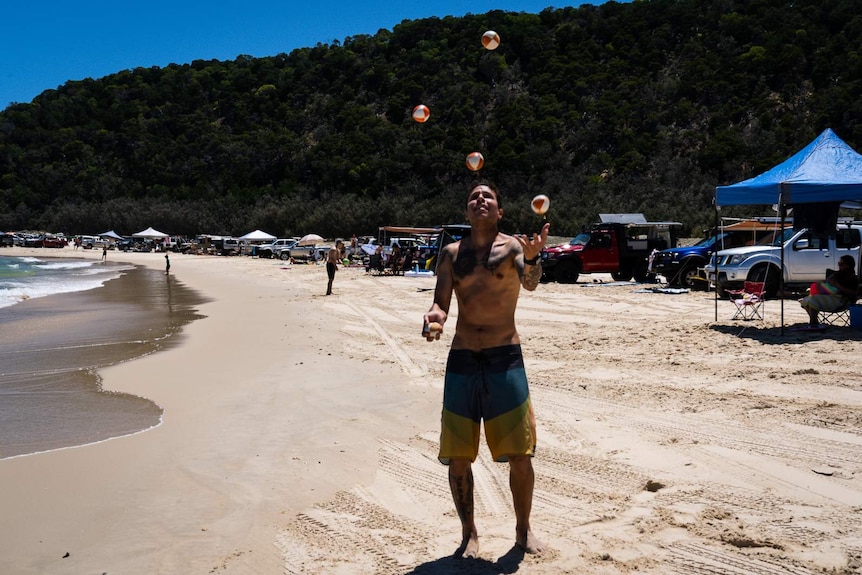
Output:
[{"xmin": 1, "ymin": 0, "xmax": 860, "ymax": 238}]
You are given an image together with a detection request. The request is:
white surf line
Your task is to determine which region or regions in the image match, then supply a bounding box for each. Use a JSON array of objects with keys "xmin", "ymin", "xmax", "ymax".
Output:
[{"xmin": 344, "ymin": 301, "xmax": 428, "ymax": 380}]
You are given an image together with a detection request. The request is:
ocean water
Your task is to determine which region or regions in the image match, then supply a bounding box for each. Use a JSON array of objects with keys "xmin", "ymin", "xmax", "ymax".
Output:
[
  {"xmin": 0, "ymin": 255, "xmax": 207, "ymax": 459},
  {"xmin": 0, "ymin": 255, "xmax": 133, "ymax": 309}
]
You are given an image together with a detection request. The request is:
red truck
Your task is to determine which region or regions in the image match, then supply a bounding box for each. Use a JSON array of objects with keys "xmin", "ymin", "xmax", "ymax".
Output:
[{"xmin": 540, "ymin": 214, "xmax": 682, "ymax": 283}]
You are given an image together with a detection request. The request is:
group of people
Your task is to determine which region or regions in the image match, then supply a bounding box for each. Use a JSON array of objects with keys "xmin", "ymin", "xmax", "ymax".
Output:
[{"xmin": 365, "ymin": 244, "xmax": 424, "ymax": 275}]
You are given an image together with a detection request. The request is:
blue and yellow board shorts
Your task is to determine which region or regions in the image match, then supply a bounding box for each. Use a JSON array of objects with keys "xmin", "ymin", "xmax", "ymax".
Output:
[{"xmin": 439, "ymin": 344, "xmax": 536, "ymax": 464}]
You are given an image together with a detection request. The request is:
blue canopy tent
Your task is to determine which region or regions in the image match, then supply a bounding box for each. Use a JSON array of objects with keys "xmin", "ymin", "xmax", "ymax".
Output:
[{"xmin": 713, "ymin": 129, "xmax": 862, "ymax": 329}]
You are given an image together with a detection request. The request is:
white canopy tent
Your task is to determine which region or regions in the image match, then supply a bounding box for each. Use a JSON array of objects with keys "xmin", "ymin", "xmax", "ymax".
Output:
[
  {"xmin": 238, "ymin": 229, "xmax": 276, "ymax": 242},
  {"xmin": 132, "ymin": 227, "xmax": 170, "ymax": 239}
]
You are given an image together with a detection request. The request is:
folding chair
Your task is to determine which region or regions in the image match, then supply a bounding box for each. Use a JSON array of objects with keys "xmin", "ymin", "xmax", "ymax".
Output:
[
  {"xmin": 819, "ymin": 303, "xmax": 852, "ymax": 326},
  {"xmin": 727, "ymin": 281, "xmax": 766, "ymax": 320}
]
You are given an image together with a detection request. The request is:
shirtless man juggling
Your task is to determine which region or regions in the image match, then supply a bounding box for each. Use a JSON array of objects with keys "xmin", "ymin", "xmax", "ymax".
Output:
[{"xmin": 423, "ymin": 181, "xmax": 549, "ymax": 558}]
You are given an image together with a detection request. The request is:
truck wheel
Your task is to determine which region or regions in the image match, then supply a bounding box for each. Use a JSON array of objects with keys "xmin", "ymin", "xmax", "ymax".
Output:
[
  {"xmin": 554, "ymin": 260, "xmax": 580, "ymax": 284},
  {"xmin": 679, "ymin": 264, "xmax": 701, "ymax": 288},
  {"xmin": 280, "ymin": 251, "xmax": 290, "ymax": 260},
  {"xmin": 750, "ymin": 265, "xmax": 781, "ymax": 297},
  {"xmin": 633, "ymin": 266, "xmax": 656, "ymax": 283},
  {"xmin": 611, "ymin": 267, "xmax": 632, "ymax": 281}
]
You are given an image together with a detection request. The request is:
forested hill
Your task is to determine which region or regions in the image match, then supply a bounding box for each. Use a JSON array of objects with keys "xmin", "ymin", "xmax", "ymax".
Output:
[{"xmin": 1, "ymin": 0, "xmax": 860, "ymax": 238}]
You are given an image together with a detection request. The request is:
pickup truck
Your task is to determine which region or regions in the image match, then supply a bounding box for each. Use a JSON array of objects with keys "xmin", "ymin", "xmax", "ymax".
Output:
[
  {"xmin": 541, "ymin": 214, "xmax": 681, "ymax": 283},
  {"xmin": 256, "ymin": 239, "xmax": 297, "ymax": 259},
  {"xmin": 707, "ymin": 224, "xmax": 862, "ymax": 297},
  {"xmin": 651, "ymin": 219, "xmax": 786, "ymax": 288}
]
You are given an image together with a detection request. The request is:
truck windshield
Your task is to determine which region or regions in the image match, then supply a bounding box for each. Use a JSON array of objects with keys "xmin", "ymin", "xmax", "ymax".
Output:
[
  {"xmin": 569, "ymin": 233, "xmax": 591, "ymax": 246},
  {"xmin": 758, "ymin": 228, "xmax": 794, "ymax": 247}
]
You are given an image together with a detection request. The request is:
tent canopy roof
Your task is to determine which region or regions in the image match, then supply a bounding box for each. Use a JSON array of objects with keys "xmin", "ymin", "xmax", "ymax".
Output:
[
  {"xmin": 715, "ymin": 128, "xmax": 862, "ymax": 206},
  {"xmin": 98, "ymin": 230, "xmax": 124, "ymax": 240},
  {"xmin": 238, "ymin": 229, "xmax": 276, "ymax": 241},
  {"xmin": 132, "ymin": 227, "xmax": 169, "ymax": 238}
]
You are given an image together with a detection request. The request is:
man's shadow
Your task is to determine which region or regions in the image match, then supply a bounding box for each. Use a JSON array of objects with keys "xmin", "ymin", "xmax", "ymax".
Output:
[{"xmin": 403, "ymin": 546, "xmax": 524, "ymax": 574}]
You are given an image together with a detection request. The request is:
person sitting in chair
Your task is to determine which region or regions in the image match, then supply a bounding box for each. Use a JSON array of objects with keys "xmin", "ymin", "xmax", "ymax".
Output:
[
  {"xmin": 367, "ymin": 245, "xmax": 385, "ymax": 273},
  {"xmin": 799, "ymin": 255, "xmax": 860, "ymax": 326}
]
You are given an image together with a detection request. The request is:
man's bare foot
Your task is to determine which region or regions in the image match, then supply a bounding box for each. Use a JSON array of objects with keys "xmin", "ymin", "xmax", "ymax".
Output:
[
  {"xmin": 516, "ymin": 529, "xmax": 546, "ymax": 554},
  {"xmin": 456, "ymin": 532, "xmax": 480, "ymax": 559}
]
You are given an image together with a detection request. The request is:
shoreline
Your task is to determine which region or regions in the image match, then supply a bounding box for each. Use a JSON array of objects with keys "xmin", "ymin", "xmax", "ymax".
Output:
[
  {"xmin": 0, "ymin": 262, "xmax": 207, "ymax": 460},
  {"xmin": 1, "ymin": 247, "xmax": 861, "ymax": 574}
]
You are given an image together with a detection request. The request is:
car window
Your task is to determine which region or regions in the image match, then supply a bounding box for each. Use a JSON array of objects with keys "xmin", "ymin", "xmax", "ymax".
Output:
[{"xmin": 836, "ymin": 228, "xmax": 861, "ymax": 249}]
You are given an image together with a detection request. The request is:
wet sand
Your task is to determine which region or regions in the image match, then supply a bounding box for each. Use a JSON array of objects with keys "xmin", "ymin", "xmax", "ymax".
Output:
[{"xmin": 0, "ymin": 265, "xmax": 206, "ymax": 458}]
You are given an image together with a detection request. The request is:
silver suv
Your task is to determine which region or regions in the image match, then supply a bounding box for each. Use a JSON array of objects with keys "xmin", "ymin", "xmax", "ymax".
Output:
[{"xmin": 256, "ymin": 239, "xmax": 297, "ymax": 259}]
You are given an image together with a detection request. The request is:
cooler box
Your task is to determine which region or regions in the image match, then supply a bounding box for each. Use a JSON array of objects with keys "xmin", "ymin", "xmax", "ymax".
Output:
[{"xmin": 850, "ymin": 304, "xmax": 862, "ymax": 329}]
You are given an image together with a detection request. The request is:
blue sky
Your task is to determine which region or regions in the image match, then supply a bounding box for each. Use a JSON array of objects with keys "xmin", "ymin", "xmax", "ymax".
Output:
[{"xmin": 0, "ymin": 1, "xmax": 605, "ymax": 111}]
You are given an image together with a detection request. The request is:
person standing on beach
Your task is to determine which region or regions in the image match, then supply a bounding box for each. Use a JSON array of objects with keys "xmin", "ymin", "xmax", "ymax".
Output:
[
  {"xmin": 165, "ymin": 254, "xmax": 171, "ymax": 275},
  {"xmin": 325, "ymin": 240, "xmax": 343, "ymax": 295},
  {"xmin": 102, "ymin": 246, "xmax": 107, "ymax": 261},
  {"xmin": 422, "ymin": 181, "xmax": 550, "ymax": 558}
]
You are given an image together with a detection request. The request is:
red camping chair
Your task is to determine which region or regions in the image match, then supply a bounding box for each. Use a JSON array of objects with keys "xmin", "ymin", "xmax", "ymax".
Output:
[{"xmin": 727, "ymin": 281, "xmax": 766, "ymax": 321}]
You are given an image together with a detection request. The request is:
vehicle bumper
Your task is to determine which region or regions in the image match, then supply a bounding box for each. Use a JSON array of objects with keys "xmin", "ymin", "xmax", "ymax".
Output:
[{"xmin": 706, "ymin": 269, "xmax": 744, "ymax": 292}]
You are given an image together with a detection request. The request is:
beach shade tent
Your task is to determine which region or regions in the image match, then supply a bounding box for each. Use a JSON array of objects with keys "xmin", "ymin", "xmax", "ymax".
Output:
[
  {"xmin": 132, "ymin": 227, "xmax": 170, "ymax": 239},
  {"xmin": 297, "ymin": 233, "xmax": 323, "ymax": 246},
  {"xmin": 238, "ymin": 229, "xmax": 276, "ymax": 242},
  {"xmin": 98, "ymin": 230, "xmax": 124, "ymax": 240},
  {"xmin": 714, "ymin": 128, "xmax": 862, "ymax": 329}
]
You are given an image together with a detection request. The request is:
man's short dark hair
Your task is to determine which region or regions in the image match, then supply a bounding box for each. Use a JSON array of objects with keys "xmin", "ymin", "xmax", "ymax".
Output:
[{"xmin": 468, "ymin": 180, "xmax": 502, "ymax": 209}]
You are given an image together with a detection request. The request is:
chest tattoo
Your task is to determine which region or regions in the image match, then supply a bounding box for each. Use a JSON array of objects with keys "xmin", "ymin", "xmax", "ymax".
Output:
[{"xmin": 453, "ymin": 246, "xmax": 505, "ymax": 278}]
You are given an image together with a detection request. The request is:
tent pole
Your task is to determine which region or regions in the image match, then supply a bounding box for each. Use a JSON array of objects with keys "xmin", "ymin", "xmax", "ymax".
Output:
[
  {"xmin": 779, "ymin": 187, "xmax": 786, "ymax": 335},
  {"xmin": 714, "ymin": 199, "xmax": 719, "ymax": 321}
]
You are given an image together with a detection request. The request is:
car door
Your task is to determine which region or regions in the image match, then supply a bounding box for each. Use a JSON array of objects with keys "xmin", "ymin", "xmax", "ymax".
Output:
[{"xmin": 789, "ymin": 230, "xmax": 833, "ymax": 282}]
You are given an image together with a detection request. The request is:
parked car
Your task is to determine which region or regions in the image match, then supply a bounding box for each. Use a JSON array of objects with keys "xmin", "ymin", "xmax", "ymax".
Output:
[
  {"xmin": 41, "ymin": 235, "xmax": 67, "ymax": 248},
  {"xmin": 707, "ymin": 223, "xmax": 862, "ymax": 297},
  {"xmin": 650, "ymin": 219, "xmax": 788, "ymax": 288},
  {"xmin": 256, "ymin": 238, "xmax": 297, "ymax": 259},
  {"xmin": 23, "ymin": 235, "xmax": 44, "ymax": 248},
  {"xmin": 0, "ymin": 233, "xmax": 14, "ymax": 247}
]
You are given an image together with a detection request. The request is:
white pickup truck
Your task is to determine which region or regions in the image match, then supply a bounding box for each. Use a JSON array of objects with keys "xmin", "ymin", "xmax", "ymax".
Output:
[{"xmin": 707, "ymin": 224, "xmax": 862, "ymax": 297}]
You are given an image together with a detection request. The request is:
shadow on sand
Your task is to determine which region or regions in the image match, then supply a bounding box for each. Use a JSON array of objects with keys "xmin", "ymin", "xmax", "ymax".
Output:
[
  {"xmin": 710, "ymin": 322, "xmax": 862, "ymax": 344},
  {"xmin": 403, "ymin": 546, "xmax": 524, "ymax": 575}
]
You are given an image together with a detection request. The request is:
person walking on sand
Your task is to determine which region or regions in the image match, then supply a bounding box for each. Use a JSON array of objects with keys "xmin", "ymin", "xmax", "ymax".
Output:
[
  {"xmin": 165, "ymin": 254, "xmax": 171, "ymax": 275},
  {"xmin": 102, "ymin": 245, "xmax": 107, "ymax": 261},
  {"xmin": 423, "ymin": 180, "xmax": 550, "ymax": 558},
  {"xmin": 325, "ymin": 240, "xmax": 343, "ymax": 295}
]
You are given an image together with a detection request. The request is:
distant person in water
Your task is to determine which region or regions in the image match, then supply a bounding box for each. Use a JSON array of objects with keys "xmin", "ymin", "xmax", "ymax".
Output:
[{"xmin": 165, "ymin": 254, "xmax": 171, "ymax": 275}]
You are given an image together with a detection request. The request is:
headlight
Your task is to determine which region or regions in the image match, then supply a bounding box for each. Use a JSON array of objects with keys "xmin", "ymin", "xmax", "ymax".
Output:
[{"xmin": 728, "ymin": 254, "xmax": 750, "ymax": 265}]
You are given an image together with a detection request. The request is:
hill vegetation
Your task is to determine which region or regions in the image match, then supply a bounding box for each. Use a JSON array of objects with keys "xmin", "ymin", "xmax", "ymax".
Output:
[{"xmin": 1, "ymin": 0, "xmax": 860, "ymax": 238}]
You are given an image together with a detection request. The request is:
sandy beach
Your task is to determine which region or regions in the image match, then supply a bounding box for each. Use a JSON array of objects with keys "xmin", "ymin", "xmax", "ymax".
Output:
[{"xmin": 1, "ymin": 246, "xmax": 860, "ymax": 574}]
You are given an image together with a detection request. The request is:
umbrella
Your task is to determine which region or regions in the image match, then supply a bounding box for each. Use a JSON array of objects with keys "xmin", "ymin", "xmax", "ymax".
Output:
[
  {"xmin": 99, "ymin": 230, "xmax": 124, "ymax": 240},
  {"xmin": 297, "ymin": 233, "xmax": 323, "ymax": 246},
  {"xmin": 132, "ymin": 227, "xmax": 169, "ymax": 239},
  {"xmin": 238, "ymin": 229, "xmax": 276, "ymax": 242}
]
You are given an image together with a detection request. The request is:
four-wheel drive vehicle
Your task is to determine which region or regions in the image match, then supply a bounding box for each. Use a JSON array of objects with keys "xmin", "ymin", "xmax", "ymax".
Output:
[
  {"xmin": 650, "ymin": 219, "xmax": 788, "ymax": 288},
  {"xmin": 256, "ymin": 238, "xmax": 297, "ymax": 259},
  {"xmin": 707, "ymin": 224, "xmax": 862, "ymax": 297},
  {"xmin": 541, "ymin": 214, "xmax": 681, "ymax": 284},
  {"xmin": 41, "ymin": 235, "xmax": 67, "ymax": 248}
]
